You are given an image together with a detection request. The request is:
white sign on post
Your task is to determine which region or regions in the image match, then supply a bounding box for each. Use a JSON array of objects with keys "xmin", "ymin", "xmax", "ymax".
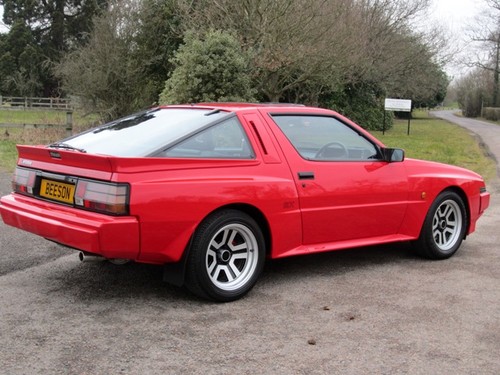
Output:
[{"xmin": 384, "ymin": 98, "xmax": 412, "ymax": 112}]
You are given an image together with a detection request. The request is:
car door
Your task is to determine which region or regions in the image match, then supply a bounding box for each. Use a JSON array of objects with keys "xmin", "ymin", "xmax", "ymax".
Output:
[{"xmin": 269, "ymin": 114, "xmax": 409, "ymax": 245}]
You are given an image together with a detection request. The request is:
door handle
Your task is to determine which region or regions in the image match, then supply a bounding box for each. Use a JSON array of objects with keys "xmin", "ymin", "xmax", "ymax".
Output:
[{"xmin": 298, "ymin": 171, "xmax": 315, "ymax": 180}]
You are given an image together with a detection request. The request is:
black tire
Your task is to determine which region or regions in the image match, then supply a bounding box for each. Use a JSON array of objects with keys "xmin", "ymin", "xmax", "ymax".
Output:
[
  {"xmin": 414, "ymin": 191, "xmax": 468, "ymax": 260},
  {"xmin": 185, "ymin": 209, "xmax": 265, "ymax": 302}
]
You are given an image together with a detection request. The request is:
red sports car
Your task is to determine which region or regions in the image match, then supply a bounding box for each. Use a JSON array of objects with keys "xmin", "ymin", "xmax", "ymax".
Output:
[{"xmin": 0, "ymin": 103, "xmax": 490, "ymax": 301}]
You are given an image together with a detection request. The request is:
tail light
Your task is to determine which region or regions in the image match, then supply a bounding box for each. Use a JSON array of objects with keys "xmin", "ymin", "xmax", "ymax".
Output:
[
  {"xmin": 75, "ymin": 180, "xmax": 129, "ymax": 215},
  {"xmin": 12, "ymin": 167, "xmax": 129, "ymax": 216},
  {"xmin": 12, "ymin": 167, "xmax": 36, "ymax": 196}
]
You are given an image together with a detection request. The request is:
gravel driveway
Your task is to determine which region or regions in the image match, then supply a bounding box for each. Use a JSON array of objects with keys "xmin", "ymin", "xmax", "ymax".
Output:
[{"xmin": 0, "ymin": 112, "xmax": 498, "ymax": 374}]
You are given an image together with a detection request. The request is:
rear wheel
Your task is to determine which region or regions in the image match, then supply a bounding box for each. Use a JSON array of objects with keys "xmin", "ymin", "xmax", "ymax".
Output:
[
  {"xmin": 185, "ymin": 209, "xmax": 265, "ymax": 302},
  {"xmin": 414, "ymin": 191, "xmax": 467, "ymax": 259}
]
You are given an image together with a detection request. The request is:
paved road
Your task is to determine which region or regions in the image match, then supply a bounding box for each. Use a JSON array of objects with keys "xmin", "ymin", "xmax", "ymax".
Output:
[
  {"xmin": 0, "ymin": 172, "xmax": 68, "ymax": 276},
  {"xmin": 0, "ymin": 112, "xmax": 498, "ymax": 374}
]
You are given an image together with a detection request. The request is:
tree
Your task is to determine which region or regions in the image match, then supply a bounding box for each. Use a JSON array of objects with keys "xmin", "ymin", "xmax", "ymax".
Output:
[
  {"xmin": 378, "ymin": 33, "xmax": 449, "ymax": 108},
  {"xmin": 174, "ymin": 0, "xmax": 444, "ymax": 129},
  {"xmin": 0, "ymin": 21, "xmax": 40, "ymax": 95},
  {"xmin": 455, "ymin": 69, "xmax": 490, "ymax": 117},
  {"xmin": 466, "ymin": 0, "xmax": 500, "ymax": 107},
  {"xmin": 0, "ymin": 0, "xmax": 108, "ymax": 96},
  {"xmin": 48, "ymin": 0, "xmax": 445, "ymax": 129},
  {"xmin": 56, "ymin": 0, "xmax": 182, "ymax": 119},
  {"xmin": 176, "ymin": 0, "xmax": 365, "ymax": 102},
  {"xmin": 133, "ymin": 0, "xmax": 183, "ymax": 105},
  {"xmin": 56, "ymin": 2, "xmax": 144, "ymax": 119},
  {"xmin": 159, "ymin": 30, "xmax": 256, "ymax": 104}
]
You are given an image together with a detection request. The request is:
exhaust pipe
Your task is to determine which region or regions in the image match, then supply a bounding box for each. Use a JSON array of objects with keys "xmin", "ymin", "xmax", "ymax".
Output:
[{"xmin": 78, "ymin": 251, "xmax": 105, "ymax": 263}]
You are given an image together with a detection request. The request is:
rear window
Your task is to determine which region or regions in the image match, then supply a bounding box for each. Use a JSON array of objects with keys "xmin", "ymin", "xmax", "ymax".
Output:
[
  {"xmin": 160, "ymin": 117, "xmax": 254, "ymax": 159},
  {"xmin": 60, "ymin": 108, "xmax": 230, "ymax": 156}
]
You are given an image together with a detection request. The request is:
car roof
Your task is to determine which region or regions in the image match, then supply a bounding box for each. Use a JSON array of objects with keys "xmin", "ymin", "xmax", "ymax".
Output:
[
  {"xmin": 158, "ymin": 102, "xmax": 310, "ymax": 112},
  {"xmin": 155, "ymin": 103, "xmax": 385, "ymax": 148}
]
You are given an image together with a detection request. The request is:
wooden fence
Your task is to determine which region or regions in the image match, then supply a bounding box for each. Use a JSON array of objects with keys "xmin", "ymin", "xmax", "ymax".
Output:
[
  {"xmin": 0, "ymin": 111, "xmax": 74, "ymax": 137},
  {"xmin": 0, "ymin": 96, "xmax": 72, "ymax": 111}
]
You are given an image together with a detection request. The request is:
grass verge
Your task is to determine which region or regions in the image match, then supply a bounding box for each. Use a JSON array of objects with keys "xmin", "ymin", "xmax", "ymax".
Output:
[
  {"xmin": 373, "ymin": 110, "xmax": 497, "ymax": 181},
  {"xmin": 0, "ymin": 109, "xmax": 99, "ymax": 129},
  {"xmin": 0, "ymin": 138, "xmax": 18, "ymax": 173},
  {"xmin": 0, "ymin": 109, "xmax": 100, "ymax": 172}
]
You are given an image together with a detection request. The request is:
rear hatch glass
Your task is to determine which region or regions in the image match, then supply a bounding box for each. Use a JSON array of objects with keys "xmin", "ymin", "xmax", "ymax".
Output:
[{"xmin": 59, "ymin": 108, "xmax": 229, "ymax": 156}]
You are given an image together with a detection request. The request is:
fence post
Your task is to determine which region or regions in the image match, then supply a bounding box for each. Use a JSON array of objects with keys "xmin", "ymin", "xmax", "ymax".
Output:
[{"xmin": 66, "ymin": 111, "xmax": 73, "ymax": 137}]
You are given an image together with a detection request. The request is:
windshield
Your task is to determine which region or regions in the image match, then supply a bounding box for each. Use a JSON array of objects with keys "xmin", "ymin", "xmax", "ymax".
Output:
[{"xmin": 59, "ymin": 108, "xmax": 230, "ymax": 156}]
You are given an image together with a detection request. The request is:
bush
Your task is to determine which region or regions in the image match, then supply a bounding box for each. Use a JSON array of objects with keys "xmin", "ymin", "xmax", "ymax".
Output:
[
  {"xmin": 320, "ymin": 82, "xmax": 392, "ymax": 131},
  {"xmin": 482, "ymin": 107, "xmax": 500, "ymax": 121},
  {"xmin": 461, "ymin": 92, "xmax": 483, "ymax": 118},
  {"xmin": 455, "ymin": 69, "xmax": 489, "ymax": 118},
  {"xmin": 160, "ymin": 30, "xmax": 256, "ymax": 104}
]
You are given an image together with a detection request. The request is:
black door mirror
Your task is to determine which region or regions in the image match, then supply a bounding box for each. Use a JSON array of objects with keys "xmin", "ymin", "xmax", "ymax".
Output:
[{"xmin": 382, "ymin": 148, "xmax": 405, "ymax": 162}]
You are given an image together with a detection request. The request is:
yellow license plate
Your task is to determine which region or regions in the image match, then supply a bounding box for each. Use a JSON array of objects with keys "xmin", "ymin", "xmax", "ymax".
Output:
[{"xmin": 40, "ymin": 179, "xmax": 75, "ymax": 204}]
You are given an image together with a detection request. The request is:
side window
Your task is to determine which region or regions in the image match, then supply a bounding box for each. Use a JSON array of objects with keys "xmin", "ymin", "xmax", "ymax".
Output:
[
  {"xmin": 162, "ymin": 117, "xmax": 254, "ymax": 159},
  {"xmin": 271, "ymin": 115, "xmax": 380, "ymax": 161}
]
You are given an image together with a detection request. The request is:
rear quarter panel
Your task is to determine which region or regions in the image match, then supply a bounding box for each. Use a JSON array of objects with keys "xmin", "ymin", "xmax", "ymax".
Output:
[{"xmin": 116, "ymin": 159, "xmax": 301, "ymax": 264}]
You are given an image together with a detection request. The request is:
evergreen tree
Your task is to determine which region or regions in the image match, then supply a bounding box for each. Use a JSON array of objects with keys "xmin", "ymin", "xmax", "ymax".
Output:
[
  {"xmin": 0, "ymin": 0, "xmax": 108, "ymax": 96},
  {"xmin": 56, "ymin": 0, "xmax": 182, "ymax": 119},
  {"xmin": 160, "ymin": 30, "xmax": 256, "ymax": 104}
]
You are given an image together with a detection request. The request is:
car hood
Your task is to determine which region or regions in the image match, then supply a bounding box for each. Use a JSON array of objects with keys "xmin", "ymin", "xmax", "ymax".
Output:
[{"xmin": 404, "ymin": 157, "xmax": 484, "ymax": 181}]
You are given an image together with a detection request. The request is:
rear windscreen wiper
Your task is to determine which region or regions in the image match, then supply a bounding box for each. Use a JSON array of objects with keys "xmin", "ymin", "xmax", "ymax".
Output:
[{"xmin": 48, "ymin": 142, "xmax": 87, "ymax": 153}]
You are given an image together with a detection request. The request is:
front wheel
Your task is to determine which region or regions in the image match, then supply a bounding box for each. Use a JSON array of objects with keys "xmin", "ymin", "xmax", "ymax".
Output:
[
  {"xmin": 414, "ymin": 191, "xmax": 468, "ymax": 260},
  {"xmin": 185, "ymin": 209, "xmax": 265, "ymax": 302}
]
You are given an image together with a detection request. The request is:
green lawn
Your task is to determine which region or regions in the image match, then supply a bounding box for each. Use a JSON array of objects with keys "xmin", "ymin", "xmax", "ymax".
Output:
[
  {"xmin": 0, "ymin": 109, "xmax": 100, "ymax": 172},
  {"xmin": 0, "ymin": 109, "xmax": 68, "ymax": 125},
  {"xmin": 0, "ymin": 109, "xmax": 100, "ymax": 130},
  {"xmin": 0, "ymin": 109, "xmax": 497, "ymax": 181},
  {"xmin": 0, "ymin": 138, "xmax": 18, "ymax": 172},
  {"xmin": 373, "ymin": 111, "xmax": 497, "ymax": 181}
]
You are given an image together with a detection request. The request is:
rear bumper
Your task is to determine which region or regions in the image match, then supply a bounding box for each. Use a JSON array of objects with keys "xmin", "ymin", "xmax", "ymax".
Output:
[{"xmin": 0, "ymin": 193, "xmax": 139, "ymax": 259}]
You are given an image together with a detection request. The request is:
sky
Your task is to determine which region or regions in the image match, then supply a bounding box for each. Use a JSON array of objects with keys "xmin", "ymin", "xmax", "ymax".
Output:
[
  {"xmin": 429, "ymin": 0, "xmax": 484, "ymax": 31},
  {"xmin": 0, "ymin": 6, "xmax": 5, "ymax": 33},
  {"xmin": 425, "ymin": 0, "xmax": 489, "ymax": 77}
]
